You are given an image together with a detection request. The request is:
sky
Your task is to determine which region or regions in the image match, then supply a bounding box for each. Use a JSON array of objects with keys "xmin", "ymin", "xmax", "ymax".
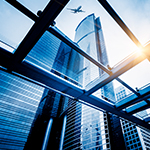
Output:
[{"xmin": 0, "ymin": 0, "xmax": 150, "ymax": 89}]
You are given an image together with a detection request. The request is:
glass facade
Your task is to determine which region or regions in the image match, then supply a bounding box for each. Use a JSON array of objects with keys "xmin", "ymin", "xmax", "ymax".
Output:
[
  {"xmin": 74, "ymin": 14, "xmax": 111, "ymax": 149},
  {"xmin": 25, "ymin": 29, "xmax": 83, "ymax": 87},
  {"xmin": 0, "ymin": 70, "xmax": 44, "ymax": 149},
  {"xmin": 24, "ymin": 27, "xmax": 83, "ymax": 149}
]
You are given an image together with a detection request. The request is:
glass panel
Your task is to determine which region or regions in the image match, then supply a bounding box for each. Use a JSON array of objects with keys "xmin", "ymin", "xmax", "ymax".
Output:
[
  {"xmin": 113, "ymin": 80, "xmax": 132, "ymax": 103},
  {"xmin": 18, "ymin": 0, "xmax": 49, "ymax": 15},
  {"xmin": 134, "ymin": 110, "xmax": 149, "ymax": 120},
  {"xmin": 126, "ymin": 101, "xmax": 147, "ymax": 113},
  {"xmin": 24, "ymin": 30, "xmax": 100, "ymax": 88},
  {"xmin": 0, "ymin": 1, "xmax": 34, "ymax": 52},
  {"xmin": 108, "ymin": 0, "xmax": 150, "ymax": 45}
]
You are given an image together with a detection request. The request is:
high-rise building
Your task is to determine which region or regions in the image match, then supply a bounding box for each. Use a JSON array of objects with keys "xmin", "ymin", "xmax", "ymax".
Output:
[
  {"xmin": 0, "ymin": 69, "xmax": 44, "ymax": 150},
  {"xmin": 63, "ymin": 14, "xmax": 125, "ymax": 150},
  {"xmin": 24, "ymin": 29, "xmax": 83, "ymax": 150},
  {"xmin": 115, "ymin": 86, "xmax": 150, "ymax": 150}
]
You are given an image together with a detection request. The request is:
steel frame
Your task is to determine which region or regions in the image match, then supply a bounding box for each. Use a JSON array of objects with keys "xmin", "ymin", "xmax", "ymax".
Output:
[
  {"xmin": 116, "ymin": 85, "xmax": 150, "ymax": 110},
  {"xmin": 0, "ymin": 60, "xmax": 150, "ymax": 129},
  {"xmin": 5, "ymin": 0, "xmax": 139, "ymax": 96},
  {"xmin": 0, "ymin": 48, "xmax": 150, "ymax": 129},
  {"xmin": 2, "ymin": 0, "xmax": 150, "ymax": 129},
  {"xmin": 7, "ymin": 0, "xmax": 70, "ymax": 65}
]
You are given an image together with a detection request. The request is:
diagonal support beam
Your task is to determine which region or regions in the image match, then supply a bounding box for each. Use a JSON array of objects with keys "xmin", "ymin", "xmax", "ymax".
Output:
[
  {"xmin": 97, "ymin": 0, "xmax": 142, "ymax": 48},
  {"xmin": 116, "ymin": 77, "xmax": 139, "ymax": 96},
  {"xmin": 48, "ymin": 27, "xmax": 112, "ymax": 74},
  {"xmin": 85, "ymin": 51, "xmax": 147, "ymax": 95},
  {"xmin": 5, "ymin": 0, "xmax": 38, "ymax": 21},
  {"xmin": 7, "ymin": 0, "xmax": 70, "ymax": 64}
]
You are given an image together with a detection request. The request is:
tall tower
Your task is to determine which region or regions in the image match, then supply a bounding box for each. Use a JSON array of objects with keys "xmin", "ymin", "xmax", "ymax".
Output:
[
  {"xmin": 24, "ymin": 30, "xmax": 83, "ymax": 149},
  {"xmin": 74, "ymin": 14, "xmax": 112, "ymax": 150},
  {"xmin": 63, "ymin": 14, "xmax": 126, "ymax": 150}
]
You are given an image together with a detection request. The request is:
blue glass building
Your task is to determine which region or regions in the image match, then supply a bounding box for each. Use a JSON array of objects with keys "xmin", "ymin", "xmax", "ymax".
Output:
[
  {"xmin": 0, "ymin": 70, "xmax": 44, "ymax": 149},
  {"xmin": 63, "ymin": 14, "xmax": 125, "ymax": 150},
  {"xmin": 24, "ymin": 29, "xmax": 83, "ymax": 149}
]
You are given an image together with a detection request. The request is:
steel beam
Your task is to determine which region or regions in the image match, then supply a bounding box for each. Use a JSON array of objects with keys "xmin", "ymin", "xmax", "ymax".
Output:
[
  {"xmin": 125, "ymin": 101, "xmax": 149, "ymax": 114},
  {"xmin": 85, "ymin": 51, "xmax": 147, "ymax": 95},
  {"xmin": 5, "ymin": 0, "xmax": 38, "ymax": 21},
  {"xmin": 0, "ymin": 51, "xmax": 149, "ymax": 130},
  {"xmin": 144, "ymin": 117, "xmax": 150, "ymax": 123},
  {"xmin": 116, "ymin": 77, "xmax": 139, "ymax": 96},
  {"xmin": 48, "ymin": 27, "xmax": 112, "ymax": 75},
  {"xmin": 9, "ymin": 0, "xmax": 70, "ymax": 64},
  {"xmin": 97, "ymin": 0, "xmax": 142, "ymax": 48},
  {"xmin": 116, "ymin": 85, "xmax": 150, "ymax": 110}
]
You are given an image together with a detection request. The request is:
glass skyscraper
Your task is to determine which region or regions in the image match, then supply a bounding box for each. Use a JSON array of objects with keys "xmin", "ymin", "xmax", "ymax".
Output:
[
  {"xmin": 24, "ymin": 29, "xmax": 83, "ymax": 150},
  {"xmin": 0, "ymin": 70, "xmax": 44, "ymax": 149},
  {"xmin": 63, "ymin": 14, "xmax": 125, "ymax": 150}
]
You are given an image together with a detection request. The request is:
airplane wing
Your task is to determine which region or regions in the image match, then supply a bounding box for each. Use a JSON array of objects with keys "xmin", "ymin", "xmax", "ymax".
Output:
[
  {"xmin": 79, "ymin": 10, "xmax": 85, "ymax": 12},
  {"xmin": 67, "ymin": 8, "xmax": 76, "ymax": 11}
]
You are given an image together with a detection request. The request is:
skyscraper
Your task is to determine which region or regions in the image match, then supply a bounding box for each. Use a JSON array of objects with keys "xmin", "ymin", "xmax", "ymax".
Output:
[
  {"xmin": 24, "ymin": 29, "xmax": 83, "ymax": 150},
  {"xmin": 0, "ymin": 69, "xmax": 44, "ymax": 150},
  {"xmin": 63, "ymin": 14, "xmax": 125, "ymax": 150}
]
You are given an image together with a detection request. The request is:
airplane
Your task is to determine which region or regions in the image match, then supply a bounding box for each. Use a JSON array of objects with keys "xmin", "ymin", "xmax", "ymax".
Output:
[{"xmin": 67, "ymin": 6, "xmax": 85, "ymax": 13}]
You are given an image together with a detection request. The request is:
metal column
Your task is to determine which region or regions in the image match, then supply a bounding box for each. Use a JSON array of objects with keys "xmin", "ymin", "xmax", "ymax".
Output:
[
  {"xmin": 42, "ymin": 118, "xmax": 53, "ymax": 150},
  {"xmin": 59, "ymin": 115, "xmax": 67, "ymax": 150}
]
